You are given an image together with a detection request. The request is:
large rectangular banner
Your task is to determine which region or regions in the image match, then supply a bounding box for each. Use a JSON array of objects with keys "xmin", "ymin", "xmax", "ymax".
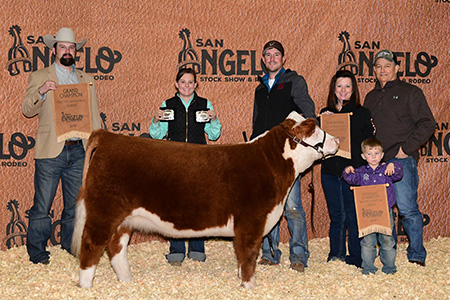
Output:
[
  {"xmin": 0, "ymin": 0, "xmax": 448, "ymax": 251},
  {"xmin": 320, "ymin": 113, "xmax": 351, "ymax": 159},
  {"xmin": 351, "ymin": 184, "xmax": 391, "ymax": 238},
  {"xmin": 52, "ymin": 83, "xmax": 92, "ymax": 143}
]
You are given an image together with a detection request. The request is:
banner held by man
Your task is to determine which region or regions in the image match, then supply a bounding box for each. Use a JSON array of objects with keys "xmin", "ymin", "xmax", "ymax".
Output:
[{"xmin": 52, "ymin": 82, "xmax": 92, "ymax": 142}]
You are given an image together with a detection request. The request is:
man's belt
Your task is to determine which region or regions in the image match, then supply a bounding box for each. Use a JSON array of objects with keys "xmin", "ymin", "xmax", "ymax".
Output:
[{"xmin": 65, "ymin": 140, "xmax": 82, "ymax": 147}]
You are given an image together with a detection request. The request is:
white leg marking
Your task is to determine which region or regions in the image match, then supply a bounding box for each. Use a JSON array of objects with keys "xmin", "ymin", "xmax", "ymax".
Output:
[
  {"xmin": 242, "ymin": 275, "xmax": 256, "ymax": 289},
  {"xmin": 110, "ymin": 233, "xmax": 132, "ymax": 282},
  {"xmin": 79, "ymin": 265, "xmax": 96, "ymax": 288}
]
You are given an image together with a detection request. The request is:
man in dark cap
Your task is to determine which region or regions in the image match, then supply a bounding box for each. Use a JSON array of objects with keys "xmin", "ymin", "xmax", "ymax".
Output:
[
  {"xmin": 250, "ymin": 40, "xmax": 315, "ymax": 272},
  {"xmin": 364, "ymin": 49, "xmax": 435, "ymax": 267},
  {"xmin": 22, "ymin": 28, "xmax": 101, "ymax": 264}
]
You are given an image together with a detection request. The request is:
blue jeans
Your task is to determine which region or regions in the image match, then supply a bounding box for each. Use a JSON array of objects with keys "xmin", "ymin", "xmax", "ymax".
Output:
[
  {"xmin": 166, "ymin": 238, "xmax": 206, "ymax": 263},
  {"xmin": 389, "ymin": 156, "xmax": 426, "ymax": 263},
  {"xmin": 361, "ymin": 210, "xmax": 397, "ymax": 274},
  {"xmin": 27, "ymin": 143, "xmax": 85, "ymax": 263},
  {"xmin": 261, "ymin": 176, "xmax": 309, "ymax": 265},
  {"xmin": 321, "ymin": 173, "xmax": 361, "ymax": 267}
]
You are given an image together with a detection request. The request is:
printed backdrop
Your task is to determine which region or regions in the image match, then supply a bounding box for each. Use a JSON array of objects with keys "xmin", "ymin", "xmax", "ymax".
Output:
[{"xmin": 1, "ymin": 0, "xmax": 449, "ymax": 250}]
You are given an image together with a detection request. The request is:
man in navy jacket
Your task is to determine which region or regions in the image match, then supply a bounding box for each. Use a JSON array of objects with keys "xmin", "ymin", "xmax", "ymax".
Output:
[{"xmin": 250, "ymin": 40, "xmax": 315, "ymax": 272}]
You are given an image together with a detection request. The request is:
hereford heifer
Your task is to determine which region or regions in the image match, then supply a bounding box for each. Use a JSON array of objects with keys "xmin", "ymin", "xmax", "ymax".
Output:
[{"xmin": 71, "ymin": 111, "xmax": 339, "ymax": 289}]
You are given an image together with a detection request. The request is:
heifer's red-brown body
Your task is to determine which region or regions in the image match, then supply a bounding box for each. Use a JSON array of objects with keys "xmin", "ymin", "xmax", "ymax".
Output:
[{"xmin": 72, "ymin": 112, "xmax": 339, "ymax": 289}]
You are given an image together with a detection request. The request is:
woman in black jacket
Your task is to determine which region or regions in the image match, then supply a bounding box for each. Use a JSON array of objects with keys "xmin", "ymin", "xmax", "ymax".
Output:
[{"xmin": 319, "ymin": 70, "xmax": 375, "ymax": 267}]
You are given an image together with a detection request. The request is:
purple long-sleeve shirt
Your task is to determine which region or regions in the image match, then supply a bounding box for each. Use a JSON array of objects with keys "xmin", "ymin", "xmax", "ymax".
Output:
[{"xmin": 342, "ymin": 162, "xmax": 403, "ymax": 208}]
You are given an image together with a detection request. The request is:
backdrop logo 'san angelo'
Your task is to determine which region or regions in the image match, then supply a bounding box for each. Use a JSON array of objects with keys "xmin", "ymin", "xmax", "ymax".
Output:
[
  {"xmin": 99, "ymin": 112, "xmax": 150, "ymax": 138},
  {"xmin": 5, "ymin": 25, "xmax": 122, "ymax": 81},
  {"xmin": 177, "ymin": 28, "xmax": 201, "ymax": 74},
  {"xmin": 6, "ymin": 25, "xmax": 32, "ymax": 76},
  {"xmin": 337, "ymin": 31, "xmax": 358, "ymax": 74},
  {"xmin": 176, "ymin": 28, "xmax": 263, "ymax": 83},
  {"xmin": 4, "ymin": 199, "xmax": 66, "ymax": 250},
  {"xmin": 4, "ymin": 200, "xmax": 27, "ymax": 249},
  {"xmin": 0, "ymin": 132, "xmax": 35, "ymax": 168},
  {"xmin": 336, "ymin": 31, "xmax": 438, "ymax": 85},
  {"xmin": 421, "ymin": 121, "xmax": 450, "ymax": 164}
]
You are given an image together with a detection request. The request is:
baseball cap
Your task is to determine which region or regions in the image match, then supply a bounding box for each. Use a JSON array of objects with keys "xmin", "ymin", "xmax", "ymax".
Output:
[
  {"xmin": 373, "ymin": 50, "xmax": 399, "ymax": 65},
  {"xmin": 263, "ymin": 40, "xmax": 284, "ymax": 56}
]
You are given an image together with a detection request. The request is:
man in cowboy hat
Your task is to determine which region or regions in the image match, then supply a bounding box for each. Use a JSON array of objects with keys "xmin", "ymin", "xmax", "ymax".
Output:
[{"xmin": 22, "ymin": 28, "xmax": 101, "ymax": 264}]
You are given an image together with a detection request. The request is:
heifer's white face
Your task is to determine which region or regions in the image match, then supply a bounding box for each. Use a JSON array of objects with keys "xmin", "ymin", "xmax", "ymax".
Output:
[
  {"xmin": 283, "ymin": 113, "xmax": 339, "ymax": 175},
  {"xmin": 301, "ymin": 126, "xmax": 340, "ymax": 157}
]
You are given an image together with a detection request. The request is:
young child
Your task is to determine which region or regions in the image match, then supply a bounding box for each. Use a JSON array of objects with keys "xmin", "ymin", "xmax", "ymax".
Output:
[{"xmin": 342, "ymin": 138, "xmax": 403, "ymax": 275}]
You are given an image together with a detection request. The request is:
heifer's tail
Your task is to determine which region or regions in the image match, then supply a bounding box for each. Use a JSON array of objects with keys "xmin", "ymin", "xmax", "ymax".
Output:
[
  {"xmin": 71, "ymin": 130, "xmax": 101, "ymax": 258},
  {"xmin": 80, "ymin": 130, "xmax": 101, "ymax": 187},
  {"xmin": 71, "ymin": 200, "xmax": 86, "ymax": 258}
]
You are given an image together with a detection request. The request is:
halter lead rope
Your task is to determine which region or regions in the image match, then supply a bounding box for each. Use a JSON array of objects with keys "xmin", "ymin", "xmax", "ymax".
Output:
[
  {"xmin": 284, "ymin": 129, "xmax": 324, "ymax": 233},
  {"xmin": 287, "ymin": 130, "xmax": 327, "ymax": 159}
]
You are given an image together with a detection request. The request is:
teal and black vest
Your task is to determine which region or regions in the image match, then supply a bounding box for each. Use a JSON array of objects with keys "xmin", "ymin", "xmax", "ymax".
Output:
[{"xmin": 165, "ymin": 94, "xmax": 208, "ymax": 144}]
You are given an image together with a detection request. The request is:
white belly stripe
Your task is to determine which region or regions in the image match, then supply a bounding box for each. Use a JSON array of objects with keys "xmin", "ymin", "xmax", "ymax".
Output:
[{"xmin": 121, "ymin": 208, "xmax": 235, "ymax": 238}]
